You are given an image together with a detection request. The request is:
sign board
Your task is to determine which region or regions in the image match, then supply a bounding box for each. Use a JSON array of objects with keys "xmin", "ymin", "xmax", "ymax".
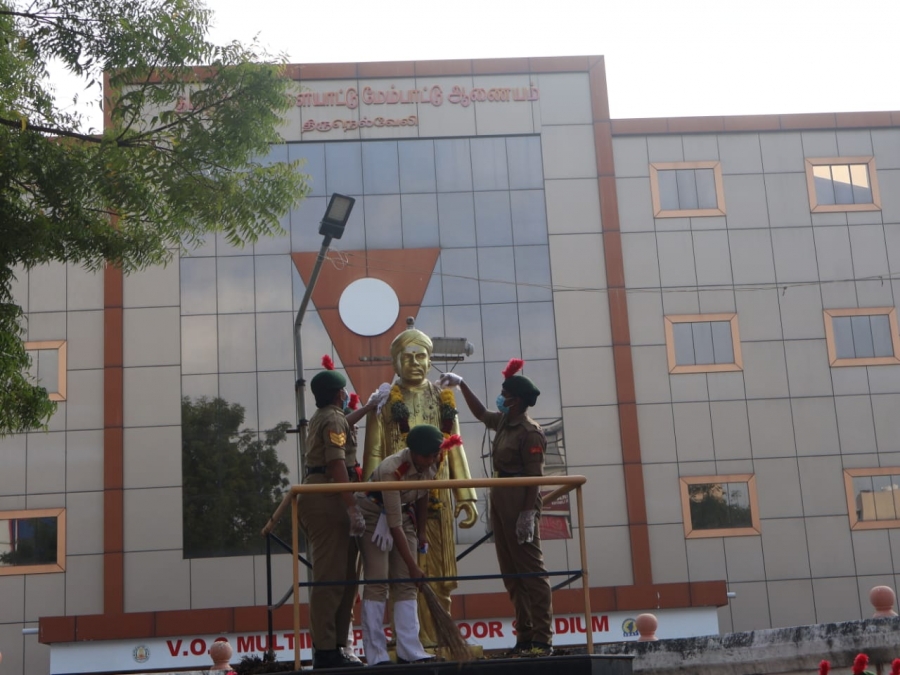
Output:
[{"xmin": 50, "ymin": 608, "xmax": 718, "ymax": 674}]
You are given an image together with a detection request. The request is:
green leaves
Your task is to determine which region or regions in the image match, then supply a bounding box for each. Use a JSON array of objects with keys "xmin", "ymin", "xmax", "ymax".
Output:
[{"xmin": 0, "ymin": 0, "xmax": 309, "ymax": 432}]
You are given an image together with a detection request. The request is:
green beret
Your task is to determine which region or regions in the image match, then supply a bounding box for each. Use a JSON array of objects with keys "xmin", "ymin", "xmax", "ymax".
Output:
[
  {"xmin": 407, "ymin": 424, "xmax": 444, "ymax": 456},
  {"xmin": 503, "ymin": 374, "xmax": 540, "ymax": 407},
  {"xmin": 310, "ymin": 370, "xmax": 346, "ymax": 398}
]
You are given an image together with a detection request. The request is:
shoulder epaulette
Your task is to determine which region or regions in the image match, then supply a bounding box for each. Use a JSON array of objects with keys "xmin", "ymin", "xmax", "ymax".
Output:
[{"xmin": 394, "ymin": 461, "xmax": 412, "ymax": 479}]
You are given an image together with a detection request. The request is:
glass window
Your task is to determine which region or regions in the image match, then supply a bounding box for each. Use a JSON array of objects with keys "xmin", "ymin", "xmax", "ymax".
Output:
[
  {"xmin": 513, "ymin": 245, "xmax": 552, "ymax": 302},
  {"xmin": 435, "ymin": 139, "xmax": 473, "ymax": 192},
  {"xmin": 254, "ymin": 254, "xmax": 294, "ymax": 313},
  {"xmin": 440, "ymin": 248, "xmax": 480, "ymax": 306},
  {"xmin": 474, "ymin": 192, "xmax": 513, "ymax": 247},
  {"xmin": 506, "ymin": 136, "xmax": 544, "ymax": 189},
  {"xmin": 471, "ymin": 138, "xmax": 509, "ymax": 191},
  {"xmin": 253, "ymin": 212, "xmax": 291, "ymax": 255},
  {"xmin": 519, "ymin": 302, "xmax": 558, "ymax": 360},
  {"xmin": 217, "ymin": 257, "xmax": 255, "ymax": 314},
  {"xmin": 363, "ymin": 195, "xmax": 403, "ymax": 249},
  {"xmin": 218, "ymin": 314, "xmax": 257, "ymax": 374},
  {"xmin": 420, "ymin": 259, "xmax": 443, "ymax": 307},
  {"xmin": 665, "ymin": 314, "xmax": 742, "ymax": 373},
  {"xmin": 481, "ymin": 303, "xmax": 521, "ymax": 362},
  {"xmin": 437, "ymin": 193, "xmax": 476, "ymax": 248},
  {"xmin": 181, "ymin": 257, "xmax": 218, "ymax": 315},
  {"xmin": 0, "ymin": 509, "xmax": 66, "ymax": 575},
  {"xmin": 845, "ymin": 468, "xmax": 900, "ymax": 530},
  {"xmin": 181, "ymin": 315, "xmax": 218, "ymax": 375},
  {"xmin": 650, "ymin": 162, "xmax": 725, "ymax": 217},
  {"xmin": 477, "ymin": 246, "xmax": 517, "ymax": 304},
  {"xmin": 361, "ymin": 141, "xmax": 400, "ymax": 195},
  {"xmin": 289, "ymin": 143, "xmax": 326, "ymax": 197},
  {"xmin": 680, "ymin": 475, "xmax": 760, "ymax": 538},
  {"xmin": 510, "ymin": 190, "xmax": 548, "ymax": 246},
  {"xmin": 825, "ymin": 309, "xmax": 900, "ymax": 366},
  {"xmin": 806, "ymin": 157, "xmax": 880, "ymax": 212},
  {"xmin": 256, "ymin": 313, "xmax": 295, "ymax": 372},
  {"xmin": 400, "ymin": 194, "xmax": 440, "ymax": 248},
  {"xmin": 398, "ymin": 140, "xmax": 436, "ymax": 194},
  {"xmin": 325, "ymin": 142, "xmax": 363, "ymax": 196}
]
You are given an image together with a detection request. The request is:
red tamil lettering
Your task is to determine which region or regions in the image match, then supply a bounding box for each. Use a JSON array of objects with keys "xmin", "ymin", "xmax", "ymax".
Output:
[
  {"xmin": 166, "ymin": 640, "xmax": 182, "ymax": 657},
  {"xmin": 237, "ymin": 636, "xmax": 255, "ymax": 653},
  {"xmin": 488, "ymin": 621, "xmax": 503, "ymax": 638},
  {"xmin": 190, "ymin": 639, "xmax": 206, "ymax": 655},
  {"xmin": 592, "ymin": 615, "xmax": 609, "ymax": 632}
]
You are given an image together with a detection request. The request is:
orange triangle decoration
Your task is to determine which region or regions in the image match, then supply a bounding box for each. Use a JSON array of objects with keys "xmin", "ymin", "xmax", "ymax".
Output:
[{"xmin": 291, "ymin": 248, "xmax": 440, "ymax": 398}]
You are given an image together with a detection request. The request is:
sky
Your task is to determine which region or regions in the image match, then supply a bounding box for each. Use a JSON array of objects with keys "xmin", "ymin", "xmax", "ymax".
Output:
[{"xmin": 197, "ymin": 0, "xmax": 900, "ymax": 119}]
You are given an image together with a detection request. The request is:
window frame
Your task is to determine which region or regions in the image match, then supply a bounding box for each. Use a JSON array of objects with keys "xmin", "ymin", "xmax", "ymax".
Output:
[
  {"xmin": 680, "ymin": 474, "xmax": 761, "ymax": 539},
  {"xmin": 23, "ymin": 340, "xmax": 67, "ymax": 401},
  {"xmin": 649, "ymin": 161, "xmax": 726, "ymax": 218},
  {"xmin": 0, "ymin": 508, "xmax": 67, "ymax": 575},
  {"xmin": 804, "ymin": 156, "xmax": 881, "ymax": 213},
  {"xmin": 664, "ymin": 313, "xmax": 743, "ymax": 374},
  {"xmin": 844, "ymin": 468, "xmax": 900, "ymax": 531},
  {"xmin": 823, "ymin": 308, "xmax": 900, "ymax": 367}
]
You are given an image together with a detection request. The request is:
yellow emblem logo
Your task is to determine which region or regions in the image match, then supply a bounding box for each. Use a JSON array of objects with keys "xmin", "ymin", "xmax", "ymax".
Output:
[{"xmin": 329, "ymin": 431, "xmax": 347, "ymax": 446}]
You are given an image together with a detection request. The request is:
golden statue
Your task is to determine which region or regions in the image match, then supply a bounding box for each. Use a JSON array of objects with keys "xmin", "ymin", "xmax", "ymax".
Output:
[{"xmin": 363, "ymin": 325, "xmax": 478, "ymax": 647}]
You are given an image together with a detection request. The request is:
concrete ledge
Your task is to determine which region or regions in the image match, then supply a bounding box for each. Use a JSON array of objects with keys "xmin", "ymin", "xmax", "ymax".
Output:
[{"xmin": 595, "ymin": 617, "xmax": 900, "ymax": 675}]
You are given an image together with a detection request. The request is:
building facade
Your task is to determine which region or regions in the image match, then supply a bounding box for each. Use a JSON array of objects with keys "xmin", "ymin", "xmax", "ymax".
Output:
[{"xmin": 1, "ymin": 55, "xmax": 899, "ymax": 674}]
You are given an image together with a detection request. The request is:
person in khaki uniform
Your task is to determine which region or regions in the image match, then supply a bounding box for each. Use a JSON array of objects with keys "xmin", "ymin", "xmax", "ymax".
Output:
[
  {"xmin": 441, "ymin": 358, "xmax": 554, "ymax": 656},
  {"xmin": 300, "ymin": 366, "xmax": 366, "ymax": 669},
  {"xmin": 356, "ymin": 425, "xmax": 447, "ymax": 665}
]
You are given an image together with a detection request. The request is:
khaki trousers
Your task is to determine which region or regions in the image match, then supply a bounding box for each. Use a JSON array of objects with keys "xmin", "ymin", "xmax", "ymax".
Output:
[
  {"xmin": 358, "ymin": 503, "xmax": 418, "ymax": 603},
  {"xmin": 490, "ymin": 485, "xmax": 553, "ymax": 644},
  {"xmin": 298, "ymin": 489, "xmax": 360, "ymax": 650}
]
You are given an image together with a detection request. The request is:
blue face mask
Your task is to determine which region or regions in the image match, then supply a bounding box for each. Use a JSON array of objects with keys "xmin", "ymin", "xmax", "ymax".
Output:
[
  {"xmin": 496, "ymin": 393, "xmax": 510, "ymax": 414},
  {"xmin": 341, "ymin": 390, "xmax": 349, "ymax": 408}
]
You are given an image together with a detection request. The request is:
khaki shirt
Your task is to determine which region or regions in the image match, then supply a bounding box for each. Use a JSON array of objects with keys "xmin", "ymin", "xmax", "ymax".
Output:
[
  {"xmin": 362, "ymin": 448, "xmax": 438, "ymax": 528},
  {"xmin": 482, "ymin": 411, "xmax": 546, "ymax": 477},
  {"xmin": 306, "ymin": 405, "xmax": 354, "ymax": 472}
]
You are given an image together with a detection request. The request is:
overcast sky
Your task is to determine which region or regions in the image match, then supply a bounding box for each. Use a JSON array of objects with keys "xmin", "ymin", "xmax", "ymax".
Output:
[{"xmin": 201, "ymin": 0, "xmax": 900, "ymax": 119}]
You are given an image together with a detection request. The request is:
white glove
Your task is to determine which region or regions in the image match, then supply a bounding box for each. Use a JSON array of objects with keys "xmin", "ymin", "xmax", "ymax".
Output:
[
  {"xmin": 373, "ymin": 382, "xmax": 392, "ymax": 414},
  {"xmin": 516, "ymin": 509, "xmax": 536, "ymax": 544},
  {"xmin": 439, "ymin": 372, "xmax": 463, "ymax": 388},
  {"xmin": 347, "ymin": 505, "xmax": 366, "ymax": 538},
  {"xmin": 372, "ymin": 512, "xmax": 394, "ymax": 552}
]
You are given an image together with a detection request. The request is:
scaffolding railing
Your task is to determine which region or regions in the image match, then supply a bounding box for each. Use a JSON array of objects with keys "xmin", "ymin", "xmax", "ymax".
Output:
[{"xmin": 262, "ymin": 474, "xmax": 590, "ymax": 669}]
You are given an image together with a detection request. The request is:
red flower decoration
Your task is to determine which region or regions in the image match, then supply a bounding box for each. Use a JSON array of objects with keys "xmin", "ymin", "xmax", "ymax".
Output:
[
  {"xmin": 891, "ymin": 658, "xmax": 900, "ymax": 675},
  {"xmin": 502, "ymin": 358, "xmax": 524, "ymax": 379},
  {"xmin": 819, "ymin": 660, "xmax": 830, "ymax": 675},
  {"xmin": 853, "ymin": 654, "xmax": 869, "ymax": 675},
  {"xmin": 348, "ymin": 393, "xmax": 360, "ymax": 410},
  {"xmin": 440, "ymin": 434, "xmax": 463, "ymax": 450},
  {"xmin": 321, "ymin": 354, "xmax": 335, "ymax": 370}
]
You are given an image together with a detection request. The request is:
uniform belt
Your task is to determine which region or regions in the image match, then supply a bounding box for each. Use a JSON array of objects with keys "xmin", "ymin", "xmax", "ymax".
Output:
[
  {"xmin": 366, "ymin": 491, "xmax": 414, "ymax": 510},
  {"xmin": 493, "ymin": 470, "xmax": 523, "ymax": 478},
  {"xmin": 306, "ymin": 464, "xmax": 362, "ymax": 482}
]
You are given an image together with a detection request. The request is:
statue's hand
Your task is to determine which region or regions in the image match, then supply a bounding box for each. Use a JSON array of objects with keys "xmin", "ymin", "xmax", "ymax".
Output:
[{"xmin": 455, "ymin": 500, "xmax": 478, "ymax": 528}]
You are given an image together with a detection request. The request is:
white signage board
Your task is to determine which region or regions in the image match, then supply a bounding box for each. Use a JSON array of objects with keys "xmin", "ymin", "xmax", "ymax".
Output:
[{"xmin": 50, "ymin": 608, "xmax": 718, "ymax": 674}]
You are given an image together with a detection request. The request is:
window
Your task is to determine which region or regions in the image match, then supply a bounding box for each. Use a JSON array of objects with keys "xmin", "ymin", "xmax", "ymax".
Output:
[
  {"xmin": 664, "ymin": 314, "xmax": 742, "ymax": 374},
  {"xmin": 823, "ymin": 308, "xmax": 900, "ymax": 367},
  {"xmin": 680, "ymin": 475, "xmax": 760, "ymax": 539},
  {"xmin": 0, "ymin": 508, "xmax": 66, "ymax": 575},
  {"xmin": 23, "ymin": 340, "xmax": 67, "ymax": 401},
  {"xmin": 649, "ymin": 161, "xmax": 726, "ymax": 217},
  {"xmin": 805, "ymin": 157, "xmax": 881, "ymax": 212},
  {"xmin": 845, "ymin": 468, "xmax": 900, "ymax": 530}
]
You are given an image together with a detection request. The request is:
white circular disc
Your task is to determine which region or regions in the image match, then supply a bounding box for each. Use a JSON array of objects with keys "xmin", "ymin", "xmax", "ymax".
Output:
[{"xmin": 338, "ymin": 278, "xmax": 400, "ymax": 336}]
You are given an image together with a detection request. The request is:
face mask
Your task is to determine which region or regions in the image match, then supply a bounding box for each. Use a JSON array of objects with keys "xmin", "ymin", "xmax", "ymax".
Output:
[
  {"xmin": 496, "ymin": 393, "xmax": 510, "ymax": 414},
  {"xmin": 341, "ymin": 390, "xmax": 349, "ymax": 408}
]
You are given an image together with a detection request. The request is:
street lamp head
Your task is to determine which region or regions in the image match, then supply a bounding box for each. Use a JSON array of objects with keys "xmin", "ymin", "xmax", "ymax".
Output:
[{"xmin": 319, "ymin": 193, "xmax": 356, "ymax": 240}]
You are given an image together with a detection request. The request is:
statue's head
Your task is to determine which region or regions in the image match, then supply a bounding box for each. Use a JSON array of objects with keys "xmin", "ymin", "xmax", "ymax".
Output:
[{"xmin": 390, "ymin": 327, "xmax": 433, "ymax": 386}]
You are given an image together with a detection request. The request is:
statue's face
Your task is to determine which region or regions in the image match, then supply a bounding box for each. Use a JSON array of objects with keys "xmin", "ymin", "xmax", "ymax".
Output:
[{"xmin": 395, "ymin": 344, "xmax": 431, "ymax": 385}]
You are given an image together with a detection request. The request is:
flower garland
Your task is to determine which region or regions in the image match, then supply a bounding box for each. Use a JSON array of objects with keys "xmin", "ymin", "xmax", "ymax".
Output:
[
  {"xmin": 439, "ymin": 388, "xmax": 458, "ymax": 435},
  {"xmin": 389, "ymin": 384, "xmax": 410, "ymax": 436}
]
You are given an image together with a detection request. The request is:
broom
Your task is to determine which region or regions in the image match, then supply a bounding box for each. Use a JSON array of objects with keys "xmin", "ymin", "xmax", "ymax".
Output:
[{"xmin": 419, "ymin": 583, "xmax": 473, "ymax": 662}]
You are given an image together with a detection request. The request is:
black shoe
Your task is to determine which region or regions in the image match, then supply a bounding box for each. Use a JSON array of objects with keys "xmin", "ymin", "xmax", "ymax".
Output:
[
  {"xmin": 312, "ymin": 649, "xmax": 344, "ymax": 669},
  {"xmin": 527, "ymin": 641, "xmax": 554, "ymax": 656}
]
